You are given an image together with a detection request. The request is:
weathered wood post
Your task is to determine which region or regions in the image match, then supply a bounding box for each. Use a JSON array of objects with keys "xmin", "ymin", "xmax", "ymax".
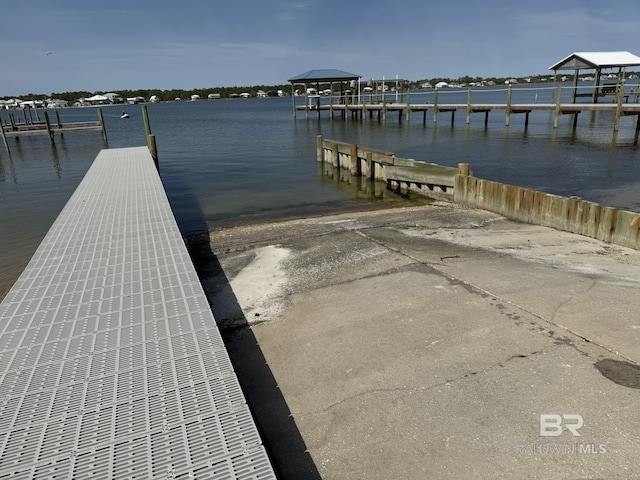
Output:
[
  {"xmin": 382, "ymin": 89, "xmax": 387, "ymax": 123},
  {"xmin": 54, "ymin": 110, "xmax": 64, "ymax": 138},
  {"xmin": 148, "ymin": 134, "xmax": 158, "ymax": 170},
  {"xmin": 43, "ymin": 111, "xmax": 55, "ymax": 144},
  {"xmin": 433, "ymin": 89, "xmax": 439, "ymax": 124},
  {"xmin": 141, "ymin": 105, "xmax": 158, "ymax": 168},
  {"xmin": 350, "ymin": 143, "xmax": 359, "ymax": 175},
  {"xmin": 457, "ymin": 163, "xmax": 470, "ymax": 176},
  {"xmin": 553, "ymin": 84, "xmax": 562, "ymax": 129},
  {"xmin": 142, "ymin": 104, "xmax": 151, "ymax": 139},
  {"xmin": 97, "ymin": 108, "xmax": 107, "ymax": 141},
  {"xmin": 505, "ymin": 84, "xmax": 512, "ymax": 126},
  {"xmin": 316, "ymin": 135, "xmax": 324, "ymax": 162},
  {"xmin": 329, "ymin": 90, "xmax": 334, "ymax": 119},
  {"xmin": 466, "ymin": 88, "xmax": 472, "ymax": 124},
  {"xmin": 366, "ymin": 151, "xmax": 374, "ymax": 180},
  {"xmin": 0, "ymin": 121, "xmax": 9, "ymax": 153},
  {"xmin": 405, "ymin": 90, "xmax": 411, "ymax": 123},
  {"xmin": 291, "ymin": 84, "xmax": 297, "ymax": 118},
  {"xmin": 613, "ymin": 82, "xmax": 624, "ymax": 133}
]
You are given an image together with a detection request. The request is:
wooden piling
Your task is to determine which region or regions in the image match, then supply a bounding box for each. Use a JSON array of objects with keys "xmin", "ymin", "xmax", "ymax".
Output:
[
  {"xmin": 553, "ymin": 85, "xmax": 562, "ymax": 129},
  {"xmin": 316, "ymin": 135, "xmax": 323, "ymax": 162},
  {"xmin": 613, "ymin": 86, "xmax": 623, "ymax": 132},
  {"xmin": 142, "ymin": 105, "xmax": 152, "ymax": 138},
  {"xmin": 43, "ymin": 111, "xmax": 55, "ymax": 144},
  {"xmin": 505, "ymin": 85, "xmax": 512, "ymax": 126},
  {"xmin": 148, "ymin": 134, "xmax": 159, "ymax": 170},
  {"xmin": 141, "ymin": 105, "xmax": 158, "ymax": 166},
  {"xmin": 433, "ymin": 89, "xmax": 439, "ymax": 124},
  {"xmin": 466, "ymin": 88, "xmax": 472, "ymax": 124},
  {"xmin": 97, "ymin": 109, "xmax": 107, "ymax": 141},
  {"xmin": 0, "ymin": 121, "xmax": 9, "ymax": 153},
  {"xmin": 350, "ymin": 143, "xmax": 359, "ymax": 175}
]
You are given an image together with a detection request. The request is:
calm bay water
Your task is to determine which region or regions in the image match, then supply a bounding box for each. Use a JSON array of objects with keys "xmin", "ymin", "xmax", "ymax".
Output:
[{"xmin": 2, "ymin": 84, "xmax": 640, "ymax": 299}]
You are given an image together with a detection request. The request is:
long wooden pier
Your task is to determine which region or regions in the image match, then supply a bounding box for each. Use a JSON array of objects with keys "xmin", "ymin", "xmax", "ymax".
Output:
[
  {"xmin": 0, "ymin": 146, "xmax": 275, "ymax": 479},
  {"xmin": 297, "ymin": 84, "xmax": 640, "ymax": 141}
]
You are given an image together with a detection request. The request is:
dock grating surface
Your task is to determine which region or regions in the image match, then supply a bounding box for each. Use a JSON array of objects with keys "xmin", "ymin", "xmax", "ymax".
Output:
[{"xmin": 0, "ymin": 147, "xmax": 275, "ymax": 479}]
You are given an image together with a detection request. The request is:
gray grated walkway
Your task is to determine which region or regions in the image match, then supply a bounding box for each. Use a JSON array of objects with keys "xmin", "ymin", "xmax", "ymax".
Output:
[{"xmin": 0, "ymin": 147, "xmax": 275, "ymax": 479}]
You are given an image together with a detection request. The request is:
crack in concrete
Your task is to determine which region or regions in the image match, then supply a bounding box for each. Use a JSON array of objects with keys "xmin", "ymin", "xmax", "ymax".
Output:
[
  {"xmin": 301, "ymin": 348, "xmax": 544, "ymax": 418},
  {"xmin": 353, "ymin": 228, "xmax": 635, "ymax": 364}
]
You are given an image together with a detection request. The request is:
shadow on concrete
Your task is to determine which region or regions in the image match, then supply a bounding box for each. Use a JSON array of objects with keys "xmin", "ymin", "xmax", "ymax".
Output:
[{"xmin": 187, "ymin": 232, "xmax": 321, "ymax": 480}]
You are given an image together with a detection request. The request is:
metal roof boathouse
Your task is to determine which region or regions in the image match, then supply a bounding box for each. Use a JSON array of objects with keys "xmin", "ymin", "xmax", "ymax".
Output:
[
  {"xmin": 550, "ymin": 51, "xmax": 640, "ymax": 103},
  {"xmin": 288, "ymin": 69, "xmax": 361, "ymax": 117}
]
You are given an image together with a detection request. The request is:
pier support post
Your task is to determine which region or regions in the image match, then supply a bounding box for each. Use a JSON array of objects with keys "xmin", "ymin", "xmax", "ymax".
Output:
[
  {"xmin": 466, "ymin": 88, "xmax": 472, "ymax": 124},
  {"xmin": 614, "ymin": 86, "xmax": 623, "ymax": 132},
  {"xmin": 382, "ymin": 91, "xmax": 387, "ymax": 123},
  {"xmin": 505, "ymin": 85, "xmax": 512, "ymax": 126},
  {"xmin": 433, "ymin": 89, "xmax": 439, "ymax": 124},
  {"xmin": 350, "ymin": 143, "xmax": 359, "ymax": 175},
  {"xmin": 148, "ymin": 134, "xmax": 159, "ymax": 170},
  {"xmin": 141, "ymin": 105, "xmax": 158, "ymax": 167},
  {"xmin": 43, "ymin": 111, "xmax": 55, "ymax": 144},
  {"xmin": 406, "ymin": 91, "xmax": 411, "ymax": 123},
  {"xmin": 553, "ymin": 85, "xmax": 562, "ymax": 129},
  {"xmin": 316, "ymin": 135, "xmax": 324, "ymax": 162},
  {"xmin": 142, "ymin": 105, "xmax": 152, "ymax": 138},
  {"xmin": 97, "ymin": 108, "xmax": 108, "ymax": 141},
  {"xmin": 0, "ymin": 121, "xmax": 9, "ymax": 153}
]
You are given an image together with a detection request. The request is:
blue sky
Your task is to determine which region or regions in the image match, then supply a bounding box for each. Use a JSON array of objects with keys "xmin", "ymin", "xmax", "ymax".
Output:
[{"xmin": 3, "ymin": 0, "xmax": 640, "ymax": 96}]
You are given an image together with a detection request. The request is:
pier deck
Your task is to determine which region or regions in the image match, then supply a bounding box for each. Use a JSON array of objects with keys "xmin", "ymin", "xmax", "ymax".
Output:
[{"xmin": 0, "ymin": 147, "xmax": 275, "ymax": 479}]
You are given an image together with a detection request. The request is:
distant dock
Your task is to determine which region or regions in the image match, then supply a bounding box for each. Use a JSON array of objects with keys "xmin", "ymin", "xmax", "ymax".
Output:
[
  {"xmin": 0, "ymin": 108, "xmax": 107, "ymax": 153},
  {"xmin": 295, "ymin": 84, "xmax": 640, "ymax": 142}
]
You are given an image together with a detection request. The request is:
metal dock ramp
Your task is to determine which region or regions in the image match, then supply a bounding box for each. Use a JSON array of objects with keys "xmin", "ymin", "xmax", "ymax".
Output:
[{"xmin": 0, "ymin": 147, "xmax": 275, "ymax": 479}]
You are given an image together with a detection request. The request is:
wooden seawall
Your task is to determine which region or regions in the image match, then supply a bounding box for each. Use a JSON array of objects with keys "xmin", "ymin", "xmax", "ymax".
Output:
[
  {"xmin": 320, "ymin": 136, "xmax": 640, "ymax": 250},
  {"xmin": 0, "ymin": 146, "xmax": 275, "ymax": 478}
]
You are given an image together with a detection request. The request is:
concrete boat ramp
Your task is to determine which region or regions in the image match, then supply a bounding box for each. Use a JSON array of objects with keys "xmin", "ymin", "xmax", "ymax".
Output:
[
  {"xmin": 201, "ymin": 204, "xmax": 640, "ymax": 479},
  {"xmin": 0, "ymin": 147, "xmax": 275, "ymax": 479}
]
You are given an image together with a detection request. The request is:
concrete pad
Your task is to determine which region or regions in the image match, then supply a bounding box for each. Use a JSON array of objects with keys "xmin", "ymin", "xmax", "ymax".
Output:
[{"xmin": 191, "ymin": 204, "xmax": 640, "ymax": 479}]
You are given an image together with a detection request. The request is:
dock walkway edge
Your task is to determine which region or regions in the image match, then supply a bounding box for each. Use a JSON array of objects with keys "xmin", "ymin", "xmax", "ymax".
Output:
[{"xmin": 0, "ymin": 146, "xmax": 275, "ymax": 479}]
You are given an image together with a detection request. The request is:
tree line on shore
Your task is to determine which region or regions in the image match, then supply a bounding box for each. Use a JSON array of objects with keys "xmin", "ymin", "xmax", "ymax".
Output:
[{"xmin": 4, "ymin": 72, "xmax": 630, "ymax": 102}]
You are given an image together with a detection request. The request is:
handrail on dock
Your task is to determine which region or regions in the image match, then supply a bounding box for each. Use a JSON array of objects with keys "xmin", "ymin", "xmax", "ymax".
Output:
[{"xmin": 0, "ymin": 146, "xmax": 275, "ymax": 479}]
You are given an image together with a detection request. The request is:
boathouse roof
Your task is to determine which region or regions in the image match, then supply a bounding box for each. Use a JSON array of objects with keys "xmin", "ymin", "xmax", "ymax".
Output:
[
  {"xmin": 288, "ymin": 69, "xmax": 360, "ymax": 83},
  {"xmin": 549, "ymin": 51, "xmax": 640, "ymax": 71}
]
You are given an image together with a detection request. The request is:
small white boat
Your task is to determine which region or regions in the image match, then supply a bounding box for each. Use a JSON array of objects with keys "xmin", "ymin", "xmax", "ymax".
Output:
[{"xmin": 121, "ymin": 111, "xmax": 129, "ymax": 119}]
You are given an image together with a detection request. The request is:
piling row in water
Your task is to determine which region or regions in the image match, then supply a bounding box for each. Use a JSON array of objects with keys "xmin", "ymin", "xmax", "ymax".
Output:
[
  {"xmin": 303, "ymin": 85, "xmax": 640, "ymax": 143},
  {"xmin": 0, "ymin": 108, "xmax": 108, "ymax": 153}
]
